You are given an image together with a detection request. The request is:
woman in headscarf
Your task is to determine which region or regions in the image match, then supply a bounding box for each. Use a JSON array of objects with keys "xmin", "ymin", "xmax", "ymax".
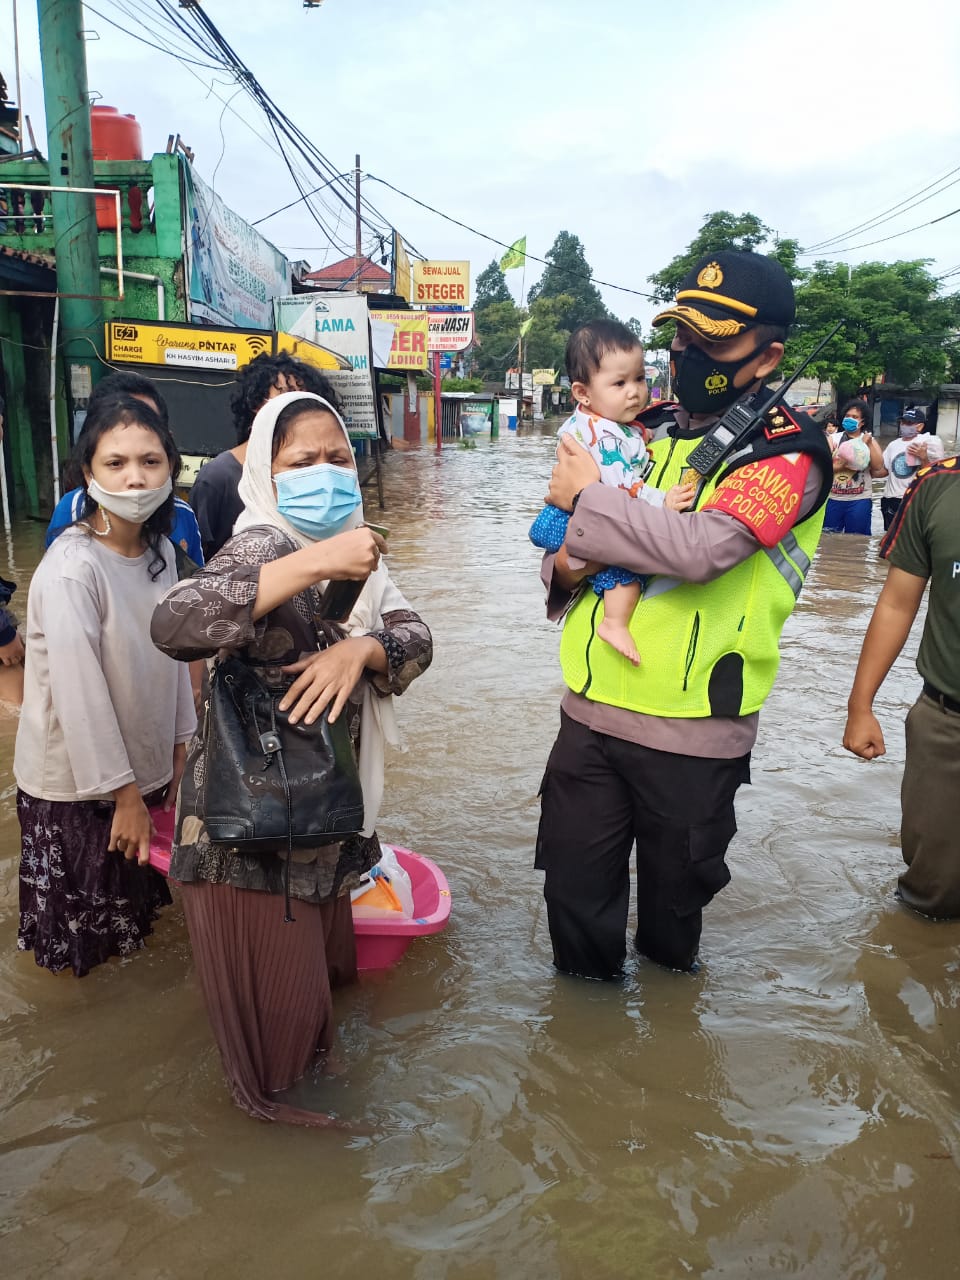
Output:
[{"xmin": 151, "ymin": 391, "xmax": 432, "ymax": 1124}]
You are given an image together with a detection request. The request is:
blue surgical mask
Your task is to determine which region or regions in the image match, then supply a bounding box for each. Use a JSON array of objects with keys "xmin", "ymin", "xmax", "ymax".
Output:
[
  {"xmin": 274, "ymin": 463, "xmax": 361, "ymax": 539},
  {"xmin": 841, "ymin": 417, "xmax": 860, "ymax": 433}
]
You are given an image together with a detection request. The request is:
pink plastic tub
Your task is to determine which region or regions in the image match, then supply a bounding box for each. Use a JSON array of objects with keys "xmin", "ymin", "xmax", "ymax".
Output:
[
  {"xmin": 148, "ymin": 815, "xmax": 451, "ymax": 971},
  {"xmin": 353, "ymin": 846, "xmax": 451, "ymax": 970},
  {"xmin": 148, "ymin": 807, "xmax": 175, "ymax": 875}
]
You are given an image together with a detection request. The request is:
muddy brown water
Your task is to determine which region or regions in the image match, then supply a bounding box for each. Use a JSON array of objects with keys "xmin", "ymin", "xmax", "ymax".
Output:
[{"xmin": 1, "ymin": 428, "xmax": 958, "ymax": 1279}]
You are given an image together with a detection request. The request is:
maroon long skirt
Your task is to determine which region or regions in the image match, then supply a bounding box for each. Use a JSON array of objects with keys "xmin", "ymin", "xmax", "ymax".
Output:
[{"xmin": 180, "ymin": 880, "xmax": 356, "ymax": 1126}]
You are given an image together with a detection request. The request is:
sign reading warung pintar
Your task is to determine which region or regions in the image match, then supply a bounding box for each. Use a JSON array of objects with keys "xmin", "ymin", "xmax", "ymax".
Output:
[
  {"xmin": 427, "ymin": 310, "xmax": 474, "ymax": 353},
  {"xmin": 413, "ymin": 260, "xmax": 469, "ymax": 305},
  {"xmin": 105, "ymin": 320, "xmax": 272, "ymax": 370}
]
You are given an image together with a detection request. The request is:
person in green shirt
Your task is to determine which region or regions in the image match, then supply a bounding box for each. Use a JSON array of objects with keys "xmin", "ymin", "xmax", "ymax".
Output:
[{"xmin": 843, "ymin": 456, "xmax": 960, "ymax": 917}]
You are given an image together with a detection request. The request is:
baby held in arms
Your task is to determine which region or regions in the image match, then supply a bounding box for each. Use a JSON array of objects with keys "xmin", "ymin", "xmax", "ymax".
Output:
[{"xmin": 530, "ymin": 320, "xmax": 694, "ymax": 665}]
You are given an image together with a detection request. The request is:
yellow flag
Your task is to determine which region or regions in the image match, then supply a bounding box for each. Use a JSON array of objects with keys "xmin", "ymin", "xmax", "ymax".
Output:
[
  {"xmin": 519, "ymin": 317, "xmax": 533, "ymax": 337},
  {"xmin": 499, "ymin": 236, "xmax": 526, "ymax": 271}
]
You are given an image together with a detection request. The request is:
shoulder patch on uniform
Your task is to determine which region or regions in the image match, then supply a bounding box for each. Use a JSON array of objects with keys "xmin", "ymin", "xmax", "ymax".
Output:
[
  {"xmin": 762, "ymin": 402, "xmax": 803, "ymax": 441},
  {"xmin": 702, "ymin": 452, "xmax": 812, "ymax": 548}
]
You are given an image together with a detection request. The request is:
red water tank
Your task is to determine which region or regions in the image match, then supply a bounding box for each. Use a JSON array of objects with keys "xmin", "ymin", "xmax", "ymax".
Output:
[{"xmin": 90, "ymin": 106, "xmax": 143, "ymax": 230}]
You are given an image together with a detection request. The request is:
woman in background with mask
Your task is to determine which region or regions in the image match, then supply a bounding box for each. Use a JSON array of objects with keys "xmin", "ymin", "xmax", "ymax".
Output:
[
  {"xmin": 15, "ymin": 398, "xmax": 196, "ymax": 976},
  {"xmin": 823, "ymin": 399, "xmax": 886, "ymax": 535},
  {"xmin": 151, "ymin": 391, "xmax": 432, "ymax": 1124}
]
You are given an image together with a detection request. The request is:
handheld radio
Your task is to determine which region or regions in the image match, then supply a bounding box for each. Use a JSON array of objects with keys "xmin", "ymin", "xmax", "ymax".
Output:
[{"xmin": 680, "ymin": 321, "xmax": 843, "ymax": 486}]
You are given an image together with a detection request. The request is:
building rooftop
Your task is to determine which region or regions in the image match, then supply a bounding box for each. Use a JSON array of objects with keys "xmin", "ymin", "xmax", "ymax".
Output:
[{"xmin": 303, "ymin": 254, "xmax": 391, "ymax": 288}]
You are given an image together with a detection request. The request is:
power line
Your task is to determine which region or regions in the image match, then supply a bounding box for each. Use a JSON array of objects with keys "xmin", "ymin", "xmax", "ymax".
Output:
[
  {"xmin": 801, "ymin": 163, "xmax": 960, "ymax": 255},
  {"xmin": 251, "ymin": 173, "xmax": 353, "ymax": 226},
  {"xmin": 92, "ymin": 0, "xmax": 427, "ymax": 265},
  {"xmin": 800, "ymin": 206, "xmax": 960, "ymax": 258},
  {"xmin": 168, "ymin": 4, "xmax": 423, "ymax": 252},
  {"xmin": 82, "ymin": 2, "xmax": 225, "ymax": 69},
  {"xmin": 364, "ymin": 174, "xmax": 659, "ymax": 300}
]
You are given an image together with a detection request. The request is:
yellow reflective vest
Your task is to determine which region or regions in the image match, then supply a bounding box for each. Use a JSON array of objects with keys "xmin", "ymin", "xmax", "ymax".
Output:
[{"xmin": 558, "ymin": 431, "xmax": 826, "ymax": 718}]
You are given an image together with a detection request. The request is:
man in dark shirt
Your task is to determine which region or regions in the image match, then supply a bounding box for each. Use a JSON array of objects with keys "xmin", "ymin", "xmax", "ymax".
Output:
[
  {"xmin": 189, "ymin": 353, "xmax": 342, "ymax": 560},
  {"xmin": 843, "ymin": 456, "xmax": 960, "ymax": 917}
]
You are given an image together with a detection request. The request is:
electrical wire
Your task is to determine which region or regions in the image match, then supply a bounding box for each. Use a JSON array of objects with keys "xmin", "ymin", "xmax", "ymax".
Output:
[
  {"xmin": 101, "ymin": 0, "xmax": 222, "ymax": 65},
  {"xmin": 174, "ymin": 4, "xmax": 387, "ymax": 252},
  {"xmin": 801, "ymin": 163, "xmax": 960, "ymax": 254},
  {"xmin": 165, "ymin": 4, "xmax": 410, "ymax": 248},
  {"xmin": 87, "ymin": 0, "xmax": 360, "ymax": 254},
  {"xmin": 364, "ymin": 174, "xmax": 659, "ymax": 301},
  {"xmin": 802, "ymin": 206, "xmax": 960, "ymax": 258},
  {"xmin": 82, "ymin": 2, "xmax": 225, "ymax": 69},
  {"xmin": 251, "ymin": 174, "xmax": 354, "ymax": 226},
  {"xmin": 95, "ymin": 0, "xmax": 423, "ymax": 265}
]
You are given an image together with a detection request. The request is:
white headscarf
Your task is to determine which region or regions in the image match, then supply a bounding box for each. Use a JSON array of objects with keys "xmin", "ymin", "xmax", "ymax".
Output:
[{"xmin": 235, "ymin": 390, "xmax": 400, "ymax": 837}]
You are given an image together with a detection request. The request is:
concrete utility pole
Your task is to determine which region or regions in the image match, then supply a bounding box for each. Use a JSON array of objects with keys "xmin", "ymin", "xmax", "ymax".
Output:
[
  {"xmin": 37, "ymin": 0, "xmax": 105, "ymax": 412},
  {"xmin": 354, "ymin": 153, "xmax": 362, "ymax": 265}
]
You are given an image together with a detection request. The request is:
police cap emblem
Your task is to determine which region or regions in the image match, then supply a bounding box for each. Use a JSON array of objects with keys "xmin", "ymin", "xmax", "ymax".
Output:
[{"xmin": 696, "ymin": 261, "xmax": 724, "ymax": 290}]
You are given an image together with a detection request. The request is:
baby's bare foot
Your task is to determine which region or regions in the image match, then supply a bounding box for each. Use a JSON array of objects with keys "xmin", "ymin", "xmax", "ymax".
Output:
[{"xmin": 597, "ymin": 619, "xmax": 641, "ymax": 666}]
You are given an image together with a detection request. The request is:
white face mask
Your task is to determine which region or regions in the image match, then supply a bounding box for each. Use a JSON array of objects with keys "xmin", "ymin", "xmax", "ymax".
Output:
[{"xmin": 87, "ymin": 476, "xmax": 172, "ymax": 524}]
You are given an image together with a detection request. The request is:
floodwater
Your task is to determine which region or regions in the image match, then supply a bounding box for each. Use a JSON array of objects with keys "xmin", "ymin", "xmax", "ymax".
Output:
[{"xmin": 1, "ymin": 426, "xmax": 958, "ymax": 1280}]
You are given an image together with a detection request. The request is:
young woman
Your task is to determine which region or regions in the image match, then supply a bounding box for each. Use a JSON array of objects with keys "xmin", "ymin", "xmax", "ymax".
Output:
[
  {"xmin": 823, "ymin": 399, "xmax": 886, "ymax": 535},
  {"xmin": 15, "ymin": 397, "xmax": 196, "ymax": 977},
  {"xmin": 151, "ymin": 391, "xmax": 432, "ymax": 1124}
]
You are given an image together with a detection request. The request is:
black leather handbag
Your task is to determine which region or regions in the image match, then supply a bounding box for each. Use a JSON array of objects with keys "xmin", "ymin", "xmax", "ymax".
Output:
[{"xmin": 199, "ymin": 653, "xmax": 365, "ymax": 921}]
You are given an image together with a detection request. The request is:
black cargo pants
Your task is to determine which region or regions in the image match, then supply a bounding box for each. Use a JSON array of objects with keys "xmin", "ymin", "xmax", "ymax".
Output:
[{"xmin": 535, "ymin": 711, "xmax": 750, "ymax": 978}]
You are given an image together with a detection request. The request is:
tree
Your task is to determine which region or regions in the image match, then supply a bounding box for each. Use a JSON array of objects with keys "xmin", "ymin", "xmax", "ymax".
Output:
[
  {"xmin": 523, "ymin": 295, "xmax": 573, "ymax": 373},
  {"xmin": 474, "ymin": 259, "xmax": 512, "ymax": 310},
  {"xmin": 647, "ymin": 211, "xmax": 801, "ymax": 303},
  {"xmin": 527, "ymin": 231, "xmax": 609, "ymax": 332},
  {"xmin": 470, "ymin": 293, "xmax": 574, "ymax": 382},
  {"xmin": 789, "ymin": 259, "xmax": 959, "ymax": 403},
  {"xmin": 472, "ymin": 298, "xmax": 522, "ymax": 380}
]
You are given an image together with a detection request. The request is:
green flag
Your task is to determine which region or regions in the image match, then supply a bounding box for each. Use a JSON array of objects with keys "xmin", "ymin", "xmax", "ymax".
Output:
[
  {"xmin": 499, "ymin": 236, "xmax": 526, "ymax": 271},
  {"xmin": 519, "ymin": 317, "xmax": 533, "ymax": 338}
]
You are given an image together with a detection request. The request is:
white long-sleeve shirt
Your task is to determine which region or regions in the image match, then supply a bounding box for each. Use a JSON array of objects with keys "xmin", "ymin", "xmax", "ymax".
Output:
[{"xmin": 15, "ymin": 527, "xmax": 196, "ymax": 802}]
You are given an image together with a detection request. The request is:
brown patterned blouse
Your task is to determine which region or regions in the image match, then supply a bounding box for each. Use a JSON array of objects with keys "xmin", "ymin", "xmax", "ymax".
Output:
[{"xmin": 150, "ymin": 525, "xmax": 432, "ymax": 903}]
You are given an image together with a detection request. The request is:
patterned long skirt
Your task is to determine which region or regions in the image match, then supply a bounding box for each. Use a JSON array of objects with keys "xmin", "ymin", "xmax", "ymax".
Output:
[{"xmin": 17, "ymin": 788, "xmax": 173, "ymax": 977}]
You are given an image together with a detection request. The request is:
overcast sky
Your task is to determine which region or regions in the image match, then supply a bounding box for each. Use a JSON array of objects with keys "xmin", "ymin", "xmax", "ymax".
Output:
[{"xmin": 4, "ymin": 0, "xmax": 960, "ymax": 327}]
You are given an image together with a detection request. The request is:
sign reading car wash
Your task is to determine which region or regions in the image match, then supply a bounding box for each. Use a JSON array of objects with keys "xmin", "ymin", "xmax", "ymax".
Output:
[
  {"xmin": 427, "ymin": 310, "xmax": 474, "ymax": 353},
  {"xmin": 105, "ymin": 320, "xmax": 272, "ymax": 370},
  {"xmin": 413, "ymin": 260, "xmax": 469, "ymax": 306}
]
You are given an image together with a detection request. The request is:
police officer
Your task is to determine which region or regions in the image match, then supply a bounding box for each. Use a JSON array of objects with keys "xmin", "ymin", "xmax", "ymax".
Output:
[{"xmin": 536, "ymin": 250, "xmax": 833, "ymax": 979}]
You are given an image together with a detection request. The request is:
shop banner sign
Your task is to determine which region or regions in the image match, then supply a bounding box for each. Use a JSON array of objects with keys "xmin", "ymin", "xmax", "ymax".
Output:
[
  {"xmin": 274, "ymin": 293, "xmax": 378, "ymax": 436},
  {"xmin": 185, "ymin": 167, "xmax": 291, "ymax": 331},
  {"xmin": 392, "ymin": 231, "xmax": 413, "ymax": 303},
  {"xmin": 413, "ymin": 260, "xmax": 469, "ymax": 305},
  {"xmin": 427, "ymin": 310, "xmax": 474, "ymax": 353},
  {"xmin": 105, "ymin": 320, "xmax": 273, "ymax": 370},
  {"xmin": 372, "ymin": 310, "xmax": 429, "ymax": 371}
]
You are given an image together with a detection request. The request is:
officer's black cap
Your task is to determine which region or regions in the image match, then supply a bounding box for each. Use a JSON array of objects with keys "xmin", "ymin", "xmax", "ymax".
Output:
[{"xmin": 652, "ymin": 250, "xmax": 796, "ymax": 341}]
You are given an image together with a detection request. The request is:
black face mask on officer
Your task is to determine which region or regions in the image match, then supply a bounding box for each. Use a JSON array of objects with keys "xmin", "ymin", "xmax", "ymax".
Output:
[{"xmin": 671, "ymin": 340, "xmax": 771, "ymax": 416}]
